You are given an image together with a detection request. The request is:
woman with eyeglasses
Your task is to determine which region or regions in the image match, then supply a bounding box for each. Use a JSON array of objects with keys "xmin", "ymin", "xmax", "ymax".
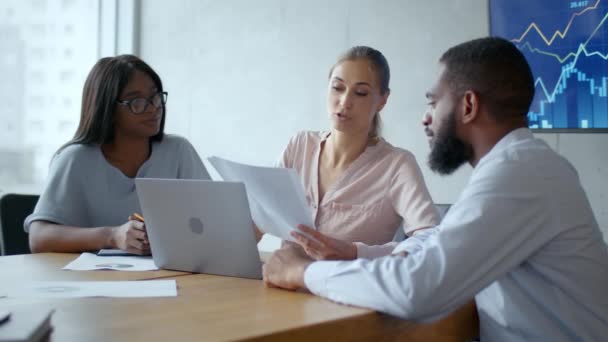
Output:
[{"xmin": 25, "ymin": 55, "xmax": 209, "ymax": 255}]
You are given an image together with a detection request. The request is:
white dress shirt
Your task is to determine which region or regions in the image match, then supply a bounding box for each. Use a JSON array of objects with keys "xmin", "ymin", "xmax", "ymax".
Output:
[{"xmin": 304, "ymin": 128, "xmax": 608, "ymax": 341}]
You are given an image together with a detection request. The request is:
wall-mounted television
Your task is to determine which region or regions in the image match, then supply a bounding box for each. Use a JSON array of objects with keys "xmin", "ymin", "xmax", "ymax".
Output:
[{"xmin": 490, "ymin": 0, "xmax": 608, "ymax": 132}]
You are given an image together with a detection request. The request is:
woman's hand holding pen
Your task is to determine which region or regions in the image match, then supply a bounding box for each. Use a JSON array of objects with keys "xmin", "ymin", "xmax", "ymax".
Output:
[
  {"xmin": 290, "ymin": 225, "xmax": 357, "ymax": 261},
  {"xmin": 110, "ymin": 213, "xmax": 150, "ymax": 255}
]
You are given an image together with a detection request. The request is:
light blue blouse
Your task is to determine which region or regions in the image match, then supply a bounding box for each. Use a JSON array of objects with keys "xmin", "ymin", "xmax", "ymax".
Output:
[{"xmin": 25, "ymin": 134, "xmax": 210, "ymax": 230}]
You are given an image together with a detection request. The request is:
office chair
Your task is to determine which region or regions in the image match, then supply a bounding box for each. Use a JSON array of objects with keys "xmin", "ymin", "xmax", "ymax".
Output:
[
  {"xmin": 0, "ymin": 193, "xmax": 39, "ymax": 255},
  {"xmin": 435, "ymin": 203, "xmax": 451, "ymax": 221},
  {"xmin": 393, "ymin": 203, "xmax": 451, "ymax": 242}
]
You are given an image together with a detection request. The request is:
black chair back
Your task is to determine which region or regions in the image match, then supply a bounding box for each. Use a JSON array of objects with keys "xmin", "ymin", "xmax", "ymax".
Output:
[
  {"xmin": 0, "ymin": 193, "xmax": 39, "ymax": 255},
  {"xmin": 435, "ymin": 203, "xmax": 451, "ymax": 220}
]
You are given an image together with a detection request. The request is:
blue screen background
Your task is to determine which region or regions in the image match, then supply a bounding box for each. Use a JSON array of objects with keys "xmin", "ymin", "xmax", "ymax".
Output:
[{"xmin": 490, "ymin": 0, "xmax": 608, "ymax": 130}]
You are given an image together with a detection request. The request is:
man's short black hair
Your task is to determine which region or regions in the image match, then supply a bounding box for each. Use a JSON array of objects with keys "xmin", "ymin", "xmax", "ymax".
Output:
[{"xmin": 439, "ymin": 37, "xmax": 535, "ymax": 122}]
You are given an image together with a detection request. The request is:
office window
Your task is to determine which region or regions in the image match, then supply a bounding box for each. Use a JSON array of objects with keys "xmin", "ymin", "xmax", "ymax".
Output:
[
  {"xmin": 0, "ymin": 0, "xmax": 99, "ymax": 194},
  {"xmin": 59, "ymin": 70, "xmax": 75, "ymax": 82},
  {"xmin": 30, "ymin": 47, "xmax": 45, "ymax": 60},
  {"xmin": 30, "ymin": 70, "xmax": 45, "ymax": 83},
  {"xmin": 62, "ymin": 0, "xmax": 76, "ymax": 10}
]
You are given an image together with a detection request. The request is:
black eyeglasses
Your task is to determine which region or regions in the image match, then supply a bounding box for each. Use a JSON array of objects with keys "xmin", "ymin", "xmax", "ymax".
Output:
[{"xmin": 117, "ymin": 91, "xmax": 168, "ymax": 115}]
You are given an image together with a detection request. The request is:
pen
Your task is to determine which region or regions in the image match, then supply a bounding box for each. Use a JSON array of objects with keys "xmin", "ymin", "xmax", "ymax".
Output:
[
  {"xmin": 131, "ymin": 213, "xmax": 148, "ymax": 244},
  {"xmin": 133, "ymin": 212, "xmax": 145, "ymax": 222},
  {"xmin": 0, "ymin": 310, "xmax": 10, "ymax": 325}
]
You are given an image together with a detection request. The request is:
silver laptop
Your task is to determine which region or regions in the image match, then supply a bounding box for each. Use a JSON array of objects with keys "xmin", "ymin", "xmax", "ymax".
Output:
[{"xmin": 135, "ymin": 178, "xmax": 262, "ymax": 280}]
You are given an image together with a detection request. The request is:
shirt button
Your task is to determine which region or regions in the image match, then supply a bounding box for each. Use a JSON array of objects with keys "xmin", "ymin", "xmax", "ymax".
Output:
[{"xmin": 313, "ymin": 204, "xmax": 317, "ymax": 209}]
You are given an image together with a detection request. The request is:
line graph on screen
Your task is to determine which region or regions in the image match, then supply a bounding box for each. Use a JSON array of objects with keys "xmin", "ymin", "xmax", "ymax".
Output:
[{"xmin": 491, "ymin": 0, "xmax": 608, "ymax": 130}]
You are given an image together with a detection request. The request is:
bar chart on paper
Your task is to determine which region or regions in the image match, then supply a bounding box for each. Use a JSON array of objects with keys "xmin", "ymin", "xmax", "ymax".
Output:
[{"xmin": 491, "ymin": 0, "xmax": 608, "ymax": 130}]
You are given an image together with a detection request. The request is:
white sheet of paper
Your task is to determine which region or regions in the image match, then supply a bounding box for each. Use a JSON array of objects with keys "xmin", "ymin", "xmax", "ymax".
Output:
[
  {"xmin": 63, "ymin": 253, "xmax": 158, "ymax": 271},
  {"xmin": 207, "ymin": 156, "xmax": 315, "ymax": 241},
  {"xmin": 3, "ymin": 280, "xmax": 176, "ymax": 298}
]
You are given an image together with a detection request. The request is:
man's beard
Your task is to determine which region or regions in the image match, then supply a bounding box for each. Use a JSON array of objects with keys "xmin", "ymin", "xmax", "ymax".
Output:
[{"xmin": 428, "ymin": 111, "xmax": 473, "ymax": 175}]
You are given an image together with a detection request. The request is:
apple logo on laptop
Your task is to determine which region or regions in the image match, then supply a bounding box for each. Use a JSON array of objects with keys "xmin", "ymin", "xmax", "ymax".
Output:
[{"xmin": 189, "ymin": 217, "xmax": 204, "ymax": 235}]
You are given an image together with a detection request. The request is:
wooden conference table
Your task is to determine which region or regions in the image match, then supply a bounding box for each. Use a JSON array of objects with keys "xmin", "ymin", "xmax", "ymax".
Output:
[{"xmin": 0, "ymin": 253, "xmax": 478, "ymax": 341}]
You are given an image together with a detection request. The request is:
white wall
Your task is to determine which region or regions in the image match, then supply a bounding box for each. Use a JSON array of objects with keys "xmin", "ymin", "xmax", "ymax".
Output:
[{"xmin": 140, "ymin": 0, "xmax": 608, "ymax": 248}]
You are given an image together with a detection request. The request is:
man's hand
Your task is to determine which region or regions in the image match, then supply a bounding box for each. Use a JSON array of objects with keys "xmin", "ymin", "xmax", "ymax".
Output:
[
  {"xmin": 263, "ymin": 243, "xmax": 314, "ymax": 290},
  {"xmin": 290, "ymin": 225, "xmax": 357, "ymax": 260}
]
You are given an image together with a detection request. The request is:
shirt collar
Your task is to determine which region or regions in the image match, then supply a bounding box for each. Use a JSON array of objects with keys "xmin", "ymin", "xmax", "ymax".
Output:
[{"xmin": 477, "ymin": 127, "xmax": 533, "ymax": 167}]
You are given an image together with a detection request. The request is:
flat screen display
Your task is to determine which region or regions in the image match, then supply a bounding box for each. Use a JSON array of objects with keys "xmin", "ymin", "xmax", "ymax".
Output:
[{"xmin": 490, "ymin": 0, "xmax": 608, "ymax": 132}]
